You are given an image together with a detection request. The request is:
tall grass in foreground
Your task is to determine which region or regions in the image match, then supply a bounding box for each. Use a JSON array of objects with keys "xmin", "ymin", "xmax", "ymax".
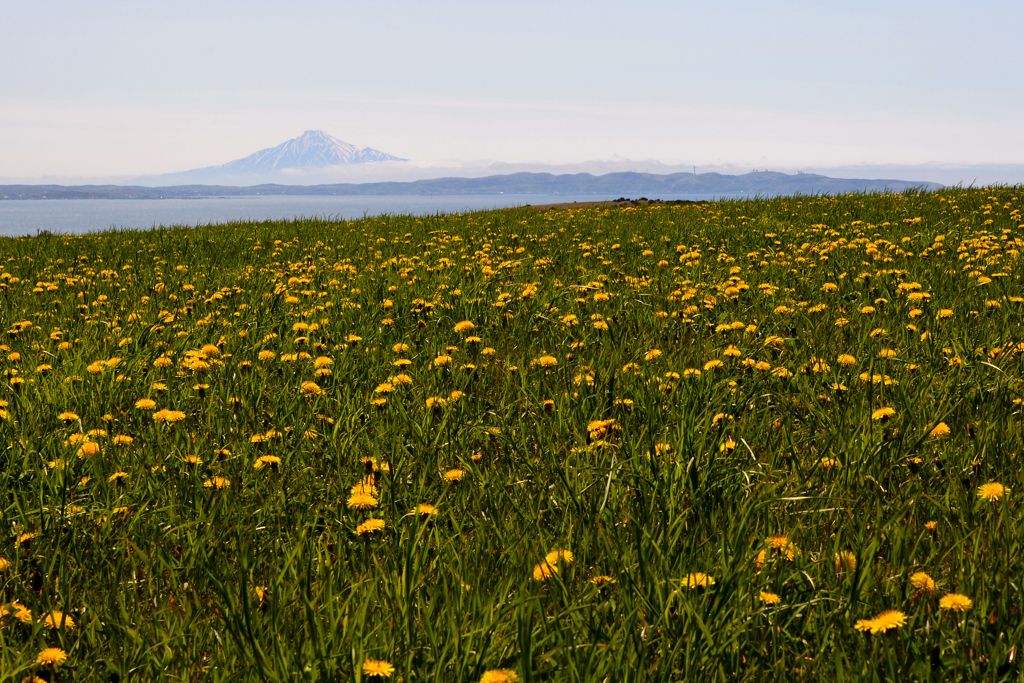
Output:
[{"xmin": 1, "ymin": 188, "xmax": 1024, "ymax": 681}]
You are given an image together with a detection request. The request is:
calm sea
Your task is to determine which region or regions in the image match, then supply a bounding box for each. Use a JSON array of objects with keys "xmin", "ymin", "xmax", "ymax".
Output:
[{"xmin": 0, "ymin": 194, "xmax": 730, "ymax": 238}]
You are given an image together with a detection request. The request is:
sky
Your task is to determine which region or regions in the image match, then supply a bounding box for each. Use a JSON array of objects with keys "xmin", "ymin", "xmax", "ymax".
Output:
[{"xmin": 2, "ymin": 0, "xmax": 1023, "ymax": 183}]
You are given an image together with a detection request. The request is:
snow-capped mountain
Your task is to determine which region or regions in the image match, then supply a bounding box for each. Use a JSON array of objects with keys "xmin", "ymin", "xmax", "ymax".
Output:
[
  {"xmin": 141, "ymin": 130, "xmax": 406, "ymax": 184},
  {"xmin": 202, "ymin": 130, "xmax": 405, "ymax": 173}
]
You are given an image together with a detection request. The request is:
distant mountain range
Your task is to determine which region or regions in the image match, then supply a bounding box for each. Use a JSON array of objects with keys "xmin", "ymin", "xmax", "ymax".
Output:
[
  {"xmin": 0, "ymin": 170, "xmax": 942, "ymax": 200},
  {"xmin": 0, "ymin": 130, "xmax": 946, "ymax": 199}
]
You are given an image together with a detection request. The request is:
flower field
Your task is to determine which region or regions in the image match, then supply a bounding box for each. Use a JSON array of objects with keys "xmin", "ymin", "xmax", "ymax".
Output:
[{"xmin": 2, "ymin": 188, "xmax": 1024, "ymax": 681}]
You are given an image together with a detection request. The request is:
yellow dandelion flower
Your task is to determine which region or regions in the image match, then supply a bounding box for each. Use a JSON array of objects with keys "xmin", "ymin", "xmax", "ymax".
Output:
[
  {"xmin": 356, "ymin": 518, "xmax": 386, "ymax": 536},
  {"xmin": 443, "ymin": 468, "xmax": 465, "ymax": 483},
  {"xmin": 545, "ymin": 548, "xmax": 573, "ymax": 566},
  {"xmin": 426, "ymin": 396, "xmax": 448, "ymax": 410},
  {"xmin": 7, "ymin": 602, "xmax": 33, "ymax": 624},
  {"xmin": 759, "ymin": 591, "xmax": 781, "ymax": 605},
  {"xmin": 254, "ymin": 455, "xmax": 281, "ymax": 470},
  {"xmin": 977, "ymin": 482, "xmax": 1006, "ymax": 501},
  {"xmin": 532, "ymin": 562, "xmax": 557, "ymax": 581},
  {"xmin": 153, "ymin": 355, "xmax": 175, "ymax": 368},
  {"xmin": 480, "ymin": 669, "xmax": 519, "ymax": 683},
  {"xmin": 930, "ymin": 422, "xmax": 951, "ymax": 439},
  {"xmin": 58, "ymin": 411, "xmax": 79, "ymax": 422},
  {"xmin": 764, "ymin": 535, "xmax": 798, "ymax": 560},
  {"xmin": 644, "ymin": 349, "xmax": 662, "ymax": 361},
  {"xmin": 347, "ymin": 492, "xmax": 379, "ymax": 510},
  {"xmin": 910, "ymin": 572, "xmax": 937, "ymax": 596},
  {"xmin": 835, "ymin": 551, "xmax": 857, "ymax": 572},
  {"xmin": 854, "ymin": 610, "xmax": 907, "ymax": 634},
  {"xmin": 351, "ymin": 475, "xmax": 378, "ymax": 497},
  {"xmin": 362, "ymin": 659, "xmax": 395, "ymax": 678},
  {"xmin": 43, "ymin": 610, "xmax": 76, "ymax": 630},
  {"xmin": 810, "ymin": 358, "xmax": 830, "ymax": 372},
  {"xmin": 681, "ymin": 572, "xmax": 715, "ymax": 589},
  {"xmin": 939, "ymin": 593, "xmax": 972, "ymax": 612},
  {"xmin": 36, "ymin": 647, "xmax": 68, "ymax": 666},
  {"xmin": 871, "ymin": 407, "xmax": 896, "ymax": 421},
  {"xmin": 454, "ymin": 320, "xmax": 475, "ymax": 334},
  {"xmin": 414, "ymin": 503, "xmax": 437, "ymax": 516},
  {"xmin": 203, "ymin": 476, "xmax": 231, "ymax": 490}
]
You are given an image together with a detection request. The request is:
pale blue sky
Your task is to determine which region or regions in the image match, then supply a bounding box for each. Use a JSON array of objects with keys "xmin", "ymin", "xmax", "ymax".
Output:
[{"xmin": 2, "ymin": 0, "xmax": 1022, "ymax": 180}]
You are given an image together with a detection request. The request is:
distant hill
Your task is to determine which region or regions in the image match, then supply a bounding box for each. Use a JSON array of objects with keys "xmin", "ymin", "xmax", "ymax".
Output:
[{"xmin": 0, "ymin": 170, "xmax": 943, "ymax": 200}]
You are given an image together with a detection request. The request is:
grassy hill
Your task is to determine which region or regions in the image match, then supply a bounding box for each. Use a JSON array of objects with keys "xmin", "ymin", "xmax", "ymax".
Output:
[{"xmin": 0, "ymin": 188, "xmax": 1021, "ymax": 681}]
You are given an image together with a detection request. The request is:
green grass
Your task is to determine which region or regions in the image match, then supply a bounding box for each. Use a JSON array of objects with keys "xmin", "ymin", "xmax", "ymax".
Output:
[{"xmin": 2, "ymin": 187, "xmax": 1024, "ymax": 681}]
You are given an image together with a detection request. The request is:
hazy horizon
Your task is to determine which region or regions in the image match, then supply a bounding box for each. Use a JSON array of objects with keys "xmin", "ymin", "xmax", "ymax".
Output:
[
  {"xmin": 4, "ymin": 159, "xmax": 1024, "ymax": 189},
  {"xmin": 3, "ymin": 1, "xmax": 1022, "ymax": 184}
]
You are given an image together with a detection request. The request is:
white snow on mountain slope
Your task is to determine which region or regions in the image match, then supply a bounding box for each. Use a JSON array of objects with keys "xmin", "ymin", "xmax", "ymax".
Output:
[{"xmin": 195, "ymin": 130, "xmax": 405, "ymax": 174}]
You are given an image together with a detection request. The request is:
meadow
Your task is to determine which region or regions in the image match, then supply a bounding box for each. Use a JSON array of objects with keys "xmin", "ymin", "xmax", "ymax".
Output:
[{"xmin": 1, "ymin": 188, "xmax": 1023, "ymax": 682}]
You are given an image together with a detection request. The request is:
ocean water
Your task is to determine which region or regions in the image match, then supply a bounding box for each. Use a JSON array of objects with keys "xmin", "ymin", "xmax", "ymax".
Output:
[{"xmin": 0, "ymin": 193, "xmax": 730, "ymax": 237}]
